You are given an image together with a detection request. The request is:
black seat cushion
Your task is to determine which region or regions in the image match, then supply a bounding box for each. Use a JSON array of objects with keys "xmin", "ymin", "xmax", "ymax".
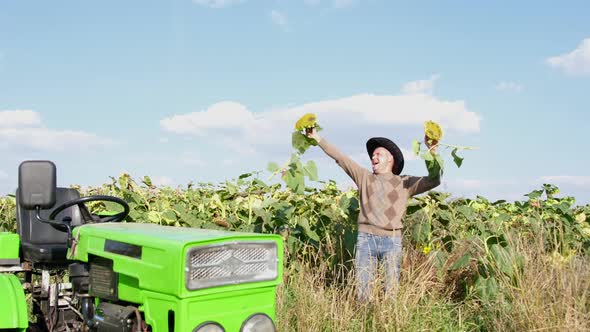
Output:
[{"xmin": 16, "ymin": 187, "xmax": 83, "ymax": 264}]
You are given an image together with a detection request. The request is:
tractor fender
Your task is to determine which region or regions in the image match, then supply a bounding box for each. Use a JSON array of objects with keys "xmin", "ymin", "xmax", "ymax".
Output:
[{"xmin": 0, "ymin": 274, "xmax": 28, "ymax": 330}]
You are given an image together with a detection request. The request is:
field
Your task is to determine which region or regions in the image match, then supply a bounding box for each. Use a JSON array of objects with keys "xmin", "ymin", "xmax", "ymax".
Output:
[{"xmin": 1, "ymin": 173, "xmax": 589, "ymax": 331}]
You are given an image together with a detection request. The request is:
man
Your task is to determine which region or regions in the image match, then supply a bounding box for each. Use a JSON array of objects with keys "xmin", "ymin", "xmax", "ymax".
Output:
[{"xmin": 306, "ymin": 128, "xmax": 441, "ymax": 302}]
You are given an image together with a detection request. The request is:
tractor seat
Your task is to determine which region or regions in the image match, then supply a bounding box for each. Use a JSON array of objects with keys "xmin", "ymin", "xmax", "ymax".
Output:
[
  {"xmin": 20, "ymin": 243, "xmax": 70, "ymax": 264},
  {"xmin": 16, "ymin": 187, "xmax": 83, "ymax": 264}
]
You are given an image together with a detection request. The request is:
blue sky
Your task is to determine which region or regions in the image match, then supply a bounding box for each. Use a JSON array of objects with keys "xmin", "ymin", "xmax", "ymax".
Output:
[{"xmin": 1, "ymin": 0, "xmax": 589, "ymax": 204}]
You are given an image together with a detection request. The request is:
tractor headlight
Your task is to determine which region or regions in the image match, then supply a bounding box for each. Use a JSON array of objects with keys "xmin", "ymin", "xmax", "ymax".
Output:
[
  {"xmin": 193, "ymin": 322, "xmax": 224, "ymax": 332},
  {"xmin": 240, "ymin": 314, "xmax": 275, "ymax": 332},
  {"xmin": 186, "ymin": 241, "xmax": 278, "ymax": 290}
]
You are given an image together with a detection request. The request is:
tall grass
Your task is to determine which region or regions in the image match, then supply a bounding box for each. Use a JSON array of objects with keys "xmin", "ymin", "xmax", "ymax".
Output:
[{"xmin": 276, "ymin": 233, "xmax": 590, "ymax": 332}]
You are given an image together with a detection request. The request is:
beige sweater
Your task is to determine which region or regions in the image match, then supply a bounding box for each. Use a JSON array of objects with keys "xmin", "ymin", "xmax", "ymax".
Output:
[{"xmin": 319, "ymin": 139, "xmax": 441, "ymax": 236}]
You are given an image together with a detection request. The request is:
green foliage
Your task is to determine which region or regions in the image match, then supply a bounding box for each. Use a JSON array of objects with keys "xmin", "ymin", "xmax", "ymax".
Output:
[
  {"xmin": 0, "ymin": 194, "xmax": 16, "ymax": 233},
  {"xmin": 292, "ymin": 131, "xmax": 318, "ymax": 154},
  {"xmin": 405, "ymin": 185, "xmax": 590, "ymax": 302},
  {"xmin": 412, "ymin": 133, "xmax": 475, "ymax": 178},
  {"xmin": 267, "ymin": 126, "xmax": 322, "ymax": 193},
  {"xmin": 451, "ymin": 148, "xmax": 464, "ymax": 168},
  {"xmin": 1, "ymin": 172, "xmax": 589, "ymax": 302}
]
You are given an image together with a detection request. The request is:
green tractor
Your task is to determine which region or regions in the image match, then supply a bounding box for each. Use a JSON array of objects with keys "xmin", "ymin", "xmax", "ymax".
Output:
[{"xmin": 0, "ymin": 160, "xmax": 284, "ymax": 332}]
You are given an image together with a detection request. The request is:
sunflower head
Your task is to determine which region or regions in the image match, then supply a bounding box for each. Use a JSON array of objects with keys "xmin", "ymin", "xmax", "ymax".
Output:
[
  {"xmin": 424, "ymin": 120, "xmax": 443, "ymax": 142},
  {"xmin": 295, "ymin": 113, "xmax": 317, "ymax": 131}
]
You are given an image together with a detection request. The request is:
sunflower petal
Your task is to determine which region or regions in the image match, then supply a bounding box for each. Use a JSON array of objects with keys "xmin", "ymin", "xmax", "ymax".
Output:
[
  {"xmin": 424, "ymin": 120, "xmax": 443, "ymax": 141},
  {"xmin": 295, "ymin": 113, "xmax": 317, "ymax": 130}
]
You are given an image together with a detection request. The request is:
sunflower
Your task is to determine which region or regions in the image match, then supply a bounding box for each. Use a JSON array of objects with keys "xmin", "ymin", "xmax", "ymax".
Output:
[
  {"xmin": 295, "ymin": 113, "xmax": 317, "ymax": 131},
  {"xmin": 424, "ymin": 120, "xmax": 443, "ymax": 142}
]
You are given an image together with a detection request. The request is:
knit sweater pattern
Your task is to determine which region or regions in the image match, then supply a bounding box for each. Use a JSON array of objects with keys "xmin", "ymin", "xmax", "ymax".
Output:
[{"xmin": 319, "ymin": 139, "xmax": 441, "ymax": 237}]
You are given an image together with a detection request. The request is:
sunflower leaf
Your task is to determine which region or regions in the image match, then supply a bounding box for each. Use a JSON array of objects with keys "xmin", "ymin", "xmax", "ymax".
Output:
[{"xmin": 451, "ymin": 148, "xmax": 464, "ymax": 168}]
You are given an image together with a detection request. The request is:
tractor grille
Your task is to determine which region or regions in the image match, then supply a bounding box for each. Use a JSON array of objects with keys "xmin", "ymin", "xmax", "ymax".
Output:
[{"xmin": 186, "ymin": 241, "xmax": 278, "ymax": 290}]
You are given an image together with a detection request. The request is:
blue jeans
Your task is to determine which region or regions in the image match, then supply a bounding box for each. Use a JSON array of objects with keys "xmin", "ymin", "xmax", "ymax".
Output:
[{"xmin": 354, "ymin": 232, "xmax": 402, "ymax": 302}]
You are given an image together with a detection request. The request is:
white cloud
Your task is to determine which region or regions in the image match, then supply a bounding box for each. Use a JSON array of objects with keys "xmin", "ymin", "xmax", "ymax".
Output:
[
  {"xmin": 0, "ymin": 128, "xmax": 112, "ymax": 151},
  {"xmin": 0, "ymin": 110, "xmax": 112, "ymax": 151},
  {"xmin": 192, "ymin": 0, "xmax": 244, "ymax": 8},
  {"xmin": 270, "ymin": 10, "xmax": 289, "ymax": 31},
  {"xmin": 0, "ymin": 110, "xmax": 42, "ymax": 127},
  {"xmin": 401, "ymin": 74, "xmax": 440, "ymax": 95},
  {"xmin": 0, "ymin": 169, "xmax": 7, "ymax": 179},
  {"xmin": 160, "ymin": 85, "xmax": 480, "ymax": 161},
  {"xmin": 495, "ymin": 81, "xmax": 524, "ymax": 93},
  {"xmin": 283, "ymin": 92, "xmax": 480, "ymax": 133},
  {"xmin": 162, "ymin": 93, "xmax": 479, "ymax": 138},
  {"xmin": 160, "ymin": 101, "xmax": 255, "ymax": 135},
  {"xmin": 546, "ymin": 38, "xmax": 590, "ymax": 75},
  {"xmin": 540, "ymin": 175, "xmax": 590, "ymax": 187}
]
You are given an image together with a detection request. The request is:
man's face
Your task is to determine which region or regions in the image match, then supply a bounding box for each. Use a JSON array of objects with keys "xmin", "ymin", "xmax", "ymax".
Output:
[{"xmin": 371, "ymin": 147, "xmax": 394, "ymax": 174}]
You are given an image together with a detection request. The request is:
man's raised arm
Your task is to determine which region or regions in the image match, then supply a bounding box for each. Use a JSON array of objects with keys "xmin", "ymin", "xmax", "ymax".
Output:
[{"xmin": 307, "ymin": 128, "xmax": 368, "ymax": 185}]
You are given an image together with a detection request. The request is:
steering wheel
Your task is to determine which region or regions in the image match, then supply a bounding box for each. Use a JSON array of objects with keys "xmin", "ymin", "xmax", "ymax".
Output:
[{"xmin": 48, "ymin": 195, "xmax": 130, "ymax": 224}]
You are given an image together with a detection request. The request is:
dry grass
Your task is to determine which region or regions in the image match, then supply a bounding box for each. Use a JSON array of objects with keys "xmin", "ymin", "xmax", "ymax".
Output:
[
  {"xmin": 276, "ymin": 235, "xmax": 590, "ymax": 332},
  {"xmin": 501, "ymin": 240, "xmax": 590, "ymax": 331}
]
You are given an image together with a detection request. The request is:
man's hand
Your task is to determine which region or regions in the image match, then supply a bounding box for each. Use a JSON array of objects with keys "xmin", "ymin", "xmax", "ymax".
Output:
[
  {"xmin": 425, "ymin": 134, "xmax": 438, "ymax": 154},
  {"xmin": 306, "ymin": 127, "xmax": 322, "ymax": 143}
]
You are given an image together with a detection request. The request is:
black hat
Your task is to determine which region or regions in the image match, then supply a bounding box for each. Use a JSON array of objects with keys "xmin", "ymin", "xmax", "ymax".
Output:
[{"xmin": 366, "ymin": 137, "xmax": 404, "ymax": 175}]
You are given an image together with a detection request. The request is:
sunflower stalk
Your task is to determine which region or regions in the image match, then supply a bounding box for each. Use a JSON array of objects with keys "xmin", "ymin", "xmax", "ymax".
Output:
[
  {"xmin": 267, "ymin": 157, "xmax": 295, "ymax": 181},
  {"xmin": 267, "ymin": 113, "xmax": 322, "ymax": 193},
  {"xmin": 429, "ymin": 142, "xmax": 478, "ymax": 151},
  {"xmin": 415, "ymin": 120, "xmax": 477, "ymax": 173}
]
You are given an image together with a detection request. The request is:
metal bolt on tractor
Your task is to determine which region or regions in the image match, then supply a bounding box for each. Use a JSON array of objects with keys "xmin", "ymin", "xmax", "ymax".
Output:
[{"xmin": 0, "ymin": 160, "xmax": 284, "ymax": 332}]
